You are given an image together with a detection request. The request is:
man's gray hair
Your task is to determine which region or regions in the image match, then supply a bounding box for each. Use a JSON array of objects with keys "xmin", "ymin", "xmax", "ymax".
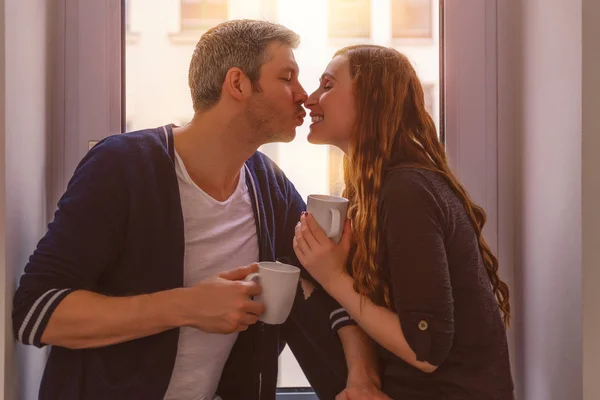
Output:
[{"xmin": 189, "ymin": 19, "xmax": 300, "ymax": 112}]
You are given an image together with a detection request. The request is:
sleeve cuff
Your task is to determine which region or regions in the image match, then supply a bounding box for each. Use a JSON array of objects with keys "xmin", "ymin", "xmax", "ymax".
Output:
[
  {"xmin": 399, "ymin": 310, "xmax": 453, "ymax": 366},
  {"xmin": 330, "ymin": 308, "xmax": 357, "ymax": 333},
  {"xmin": 16, "ymin": 288, "xmax": 75, "ymax": 348}
]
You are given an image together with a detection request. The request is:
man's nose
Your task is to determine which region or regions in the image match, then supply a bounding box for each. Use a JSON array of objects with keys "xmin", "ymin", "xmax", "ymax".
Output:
[{"xmin": 295, "ymin": 85, "xmax": 308, "ymax": 104}]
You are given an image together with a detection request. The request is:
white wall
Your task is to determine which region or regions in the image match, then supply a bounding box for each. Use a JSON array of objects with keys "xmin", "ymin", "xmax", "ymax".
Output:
[
  {"xmin": 0, "ymin": 0, "xmax": 7, "ymax": 396},
  {"xmin": 497, "ymin": 0, "xmax": 600, "ymax": 398},
  {"xmin": 2, "ymin": 0, "xmax": 52, "ymax": 399},
  {"xmin": 518, "ymin": 0, "xmax": 583, "ymax": 395},
  {"xmin": 582, "ymin": 0, "xmax": 600, "ymax": 398}
]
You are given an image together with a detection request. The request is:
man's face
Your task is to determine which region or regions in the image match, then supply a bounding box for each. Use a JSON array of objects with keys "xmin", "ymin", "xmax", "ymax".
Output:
[{"xmin": 245, "ymin": 42, "xmax": 307, "ymax": 145}]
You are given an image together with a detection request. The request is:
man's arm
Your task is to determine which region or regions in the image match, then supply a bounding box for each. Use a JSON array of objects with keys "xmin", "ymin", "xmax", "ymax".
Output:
[
  {"xmin": 41, "ymin": 289, "xmax": 182, "ymax": 349},
  {"xmin": 13, "ymin": 139, "xmax": 128, "ymax": 347},
  {"xmin": 41, "ymin": 265, "xmax": 264, "ymax": 349},
  {"xmin": 275, "ymin": 172, "xmax": 356, "ymax": 331},
  {"xmin": 338, "ymin": 326, "xmax": 381, "ymax": 388},
  {"xmin": 13, "ymin": 140, "xmax": 264, "ymax": 349},
  {"xmin": 276, "ymin": 173, "xmax": 381, "ymax": 391},
  {"xmin": 297, "ymin": 278, "xmax": 382, "ymax": 390}
]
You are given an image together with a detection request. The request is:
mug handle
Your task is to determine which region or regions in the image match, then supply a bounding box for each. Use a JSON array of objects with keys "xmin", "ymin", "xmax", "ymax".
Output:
[
  {"xmin": 329, "ymin": 209, "xmax": 341, "ymax": 238},
  {"xmin": 243, "ymin": 272, "xmax": 260, "ymax": 300},
  {"xmin": 243, "ymin": 272, "xmax": 260, "ymax": 283}
]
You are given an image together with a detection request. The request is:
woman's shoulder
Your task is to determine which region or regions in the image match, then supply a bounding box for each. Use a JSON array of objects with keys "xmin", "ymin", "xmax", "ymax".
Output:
[
  {"xmin": 380, "ymin": 166, "xmax": 454, "ymax": 219},
  {"xmin": 383, "ymin": 166, "xmax": 444, "ymax": 195}
]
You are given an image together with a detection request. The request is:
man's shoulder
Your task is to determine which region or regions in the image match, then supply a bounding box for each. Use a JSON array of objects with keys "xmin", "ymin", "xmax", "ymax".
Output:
[
  {"xmin": 71, "ymin": 127, "xmax": 169, "ymax": 187},
  {"xmin": 246, "ymin": 151, "xmax": 278, "ymax": 172},
  {"xmin": 245, "ymin": 151, "xmax": 305, "ymax": 207},
  {"xmin": 93, "ymin": 128, "xmax": 165, "ymax": 155},
  {"xmin": 81, "ymin": 128, "xmax": 168, "ymax": 171},
  {"xmin": 246, "ymin": 151, "xmax": 287, "ymax": 183}
]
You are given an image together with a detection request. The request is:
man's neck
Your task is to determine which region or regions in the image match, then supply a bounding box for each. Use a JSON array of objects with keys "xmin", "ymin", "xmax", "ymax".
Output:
[{"xmin": 172, "ymin": 111, "xmax": 258, "ymax": 202}]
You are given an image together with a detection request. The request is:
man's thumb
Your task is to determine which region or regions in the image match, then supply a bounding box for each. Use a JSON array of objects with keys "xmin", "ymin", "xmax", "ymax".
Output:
[{"xmin": 219, "ymin": 263, "xmax": 259, "ymax": 281}]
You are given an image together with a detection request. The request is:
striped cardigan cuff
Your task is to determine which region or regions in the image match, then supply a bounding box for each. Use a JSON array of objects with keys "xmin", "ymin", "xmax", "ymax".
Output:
[
  {"xmin": 329, "ymin": 308, "xmax": 356, "ymax": 333},
  {"xmin": 17, "ymin": 288, "xmax": 75, "ymax": 348}
]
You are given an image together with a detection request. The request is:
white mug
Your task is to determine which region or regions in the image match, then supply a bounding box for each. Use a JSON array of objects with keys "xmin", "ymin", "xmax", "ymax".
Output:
[
  {"xmin": 306, "ymin": 194, "xmax": 350, "ymax": 243},
  {"xmin": 244, "ymin": 261, "xmax": 300, "ymax": 325}
]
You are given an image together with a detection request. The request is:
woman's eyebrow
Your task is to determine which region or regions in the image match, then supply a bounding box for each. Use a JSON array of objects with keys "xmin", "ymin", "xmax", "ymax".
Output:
[{"xmin": 320, "ymin": 72, "xmax": 337, "ymax": 82}]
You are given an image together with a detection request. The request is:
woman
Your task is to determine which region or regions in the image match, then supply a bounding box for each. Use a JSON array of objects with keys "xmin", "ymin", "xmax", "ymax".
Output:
[{"xmin": 294, "ymin": 45, "xmax": 514, "ymax": 399}]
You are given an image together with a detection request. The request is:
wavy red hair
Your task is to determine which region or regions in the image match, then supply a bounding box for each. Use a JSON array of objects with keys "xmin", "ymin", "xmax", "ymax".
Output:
[{"xmin": 338, "ymin": 45, "xmax": 510, "ymax": 326}]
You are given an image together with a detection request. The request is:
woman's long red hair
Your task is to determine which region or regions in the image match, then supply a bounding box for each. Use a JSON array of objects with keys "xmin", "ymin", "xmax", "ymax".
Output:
[{"xmin": 339, "ymin": 45, "xmax": 510, "ymax": 326}]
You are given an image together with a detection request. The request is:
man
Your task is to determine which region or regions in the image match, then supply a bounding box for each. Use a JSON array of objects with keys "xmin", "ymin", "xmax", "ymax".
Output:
[{"xmin": 12, "ymin": 20, "xmax": 385, "ymax": 400}]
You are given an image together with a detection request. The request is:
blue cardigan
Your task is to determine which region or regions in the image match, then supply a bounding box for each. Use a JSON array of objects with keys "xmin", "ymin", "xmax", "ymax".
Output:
[{"xmin": 12, "ymin": 126, "xmax": 352, "ymax": 400}]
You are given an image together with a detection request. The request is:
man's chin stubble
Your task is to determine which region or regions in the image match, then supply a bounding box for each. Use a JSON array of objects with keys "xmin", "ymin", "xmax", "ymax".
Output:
[{"xmin": 266, "ymin": 131, "xmax": 295, "ymax": 144}]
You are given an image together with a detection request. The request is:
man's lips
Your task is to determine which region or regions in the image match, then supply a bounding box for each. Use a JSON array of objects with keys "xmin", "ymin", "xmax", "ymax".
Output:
[{"xmin": 295, "ymin": 111, "xmax": 307, "ymax": 125}]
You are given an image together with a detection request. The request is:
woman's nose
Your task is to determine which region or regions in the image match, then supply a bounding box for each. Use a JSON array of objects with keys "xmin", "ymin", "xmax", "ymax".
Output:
[{"xmin": 305, "ymin": 90, "xmax": 319, "ymax": 108}]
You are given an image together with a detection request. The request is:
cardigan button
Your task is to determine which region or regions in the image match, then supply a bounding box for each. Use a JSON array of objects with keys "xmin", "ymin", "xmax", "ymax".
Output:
[{"xmin": 418, "ymin": 320, "xmax": 429, "ymax": 331}]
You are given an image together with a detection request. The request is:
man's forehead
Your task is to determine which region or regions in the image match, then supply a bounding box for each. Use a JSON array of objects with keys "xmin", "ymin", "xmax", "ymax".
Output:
[{"xmin": 263, "ymin": 42, "xmax": 298, "ymax": 68}]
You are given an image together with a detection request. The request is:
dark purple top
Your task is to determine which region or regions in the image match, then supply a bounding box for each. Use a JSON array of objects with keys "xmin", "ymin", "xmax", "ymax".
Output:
[{"xmin": 377, "ymin": 168, "xmax": 514, "ymax": 400}]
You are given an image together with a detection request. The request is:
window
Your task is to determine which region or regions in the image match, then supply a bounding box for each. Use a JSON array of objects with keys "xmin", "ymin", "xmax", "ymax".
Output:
[
  {"xmin": 181, "ymin": 0, "xmax": 228, "ymax": 32},
  {"xmin": 391, "ymin": 0, "xmax": 433, "ymax": 39},
  {"xmin": 7, "ymin": 0, "xmax": 506, "ymax": 398},
  {"xmin": 329, "ymin": 147, "xmax": 345, "ymax": 196},
  {"xmin": 423, "ymin": 82, "xmax": 436, "ymax": 120},
  {"xmin": 327, "ymin": 0, "xmax": 371, "ymax": 38},
  {"xmin": 124, "ymin": 0, "xmax": 441, "ymax": 393}
]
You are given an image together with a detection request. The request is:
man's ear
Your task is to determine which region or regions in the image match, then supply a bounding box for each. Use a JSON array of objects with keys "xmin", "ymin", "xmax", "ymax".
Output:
[{"xmin": 223, "ymin": 67, "xmax": 251, "ymax": 102}]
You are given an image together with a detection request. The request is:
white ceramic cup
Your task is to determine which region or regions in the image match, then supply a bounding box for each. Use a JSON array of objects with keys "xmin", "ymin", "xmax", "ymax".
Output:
[
  {"xmin": 306, "ymin": 194, "xmax": 350, "ymax": 243},
  {"xmin": 243, "ymin": 261, "xmax": 300, "ymax": 325}
]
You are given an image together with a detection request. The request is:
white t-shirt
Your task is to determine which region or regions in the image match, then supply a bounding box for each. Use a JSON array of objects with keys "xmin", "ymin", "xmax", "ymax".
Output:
[{"xmin": 163, "ymin": 149, "xmax": 259, "ymax": 400}]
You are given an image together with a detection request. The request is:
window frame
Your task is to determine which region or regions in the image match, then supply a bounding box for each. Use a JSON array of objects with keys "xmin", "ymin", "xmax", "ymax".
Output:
[
  {"xmin": 276, "ymin": 391, "xmax": 320, "ymax": 399},
  {"xmin": 1, "ymin": 0, "xmax": 505, "ymax": 398},
  {"xmin": 443, "ymin": 0, "xmax": 499, "ymax": 252}
]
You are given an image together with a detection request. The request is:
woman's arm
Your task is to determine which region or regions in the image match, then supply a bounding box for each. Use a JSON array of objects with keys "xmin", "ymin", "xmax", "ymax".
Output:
[
  {"xmin": 327, "ymin": 274, "xmax": 437, "ymax": 373},
  {"xmin": 294, "ymin": 215, "xmax": 437, "ymax": 373},
  {"xmin": 294, "ymin": 170, "xmax": 455, "ymax": 373}
]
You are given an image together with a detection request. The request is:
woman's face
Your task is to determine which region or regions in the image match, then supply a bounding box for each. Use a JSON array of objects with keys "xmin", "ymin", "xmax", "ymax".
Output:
[{"xmin": 305, "ymin": 55, "xmax": 356, "ymax": 153}]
